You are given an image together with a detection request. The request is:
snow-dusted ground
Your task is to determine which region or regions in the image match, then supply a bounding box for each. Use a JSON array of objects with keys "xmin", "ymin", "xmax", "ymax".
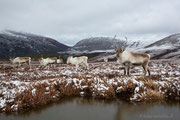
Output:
[{"xmin": 0, "ymin": 60, "xmax": 180, "ymax": 112}]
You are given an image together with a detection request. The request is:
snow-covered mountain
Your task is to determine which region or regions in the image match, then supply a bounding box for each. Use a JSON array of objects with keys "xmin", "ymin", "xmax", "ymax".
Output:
[
  {"xmin": 72, "ymin": 37, "xmax": 125, "ymax": 52},
  {"xmin": 59, "ymin": 37, "xmax": 125, "ymax": 55},
  {"xmin": 1, "ymin": 30, "xmax": 179, "ymax": 60},
  {"xmin": 126, "ymin": 40, "xmax": 154, "ymax": 51},
  {"xmin": 88, "ymin": 33, "xmax": 180, "ymax": 62},
  {"xmin": 0, "ymin": 30, "xmax": 69, "ymax": 58},
  {"xmin": 138, "ymin": 33, "xmax": 180, "ymax": 59},
  {"xmin": 62, "ymin": 36, "xmax": 156, "ymax": 55}
]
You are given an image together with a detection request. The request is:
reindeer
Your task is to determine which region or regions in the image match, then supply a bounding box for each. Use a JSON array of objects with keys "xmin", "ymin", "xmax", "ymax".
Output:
[
  {"xmin": 113, "ymin": 35, "xmax": 150, "ymax": 76},
  {"xmin": 39, "ymin": 57, "xmax": 57, "ymax": 66},
  {"xmin": 57, "ymin": 57, "xmax": 63, "ymax": 64},
  {"xmin": 104, "ymin": 58, "xmax": 108, "ymax": 63},
  {"xmin": 10, "ymin": 57, "xmax": 31, "ymax": 68},
  {"xmin": 66, "ymin": 56, "xmax": 88, "ymax": 70},
  {"xmin": 48, "ymin": 57, "xmax": 57, "ymax": 63}
]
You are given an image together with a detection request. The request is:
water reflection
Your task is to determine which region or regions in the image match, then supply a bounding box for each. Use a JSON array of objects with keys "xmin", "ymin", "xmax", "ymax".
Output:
[{"xmin": 1, "ymin": 97, "xmax": 180, "ymax": 120}]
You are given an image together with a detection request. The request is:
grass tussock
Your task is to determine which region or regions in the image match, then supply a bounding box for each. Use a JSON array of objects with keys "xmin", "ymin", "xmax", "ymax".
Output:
[
  {"xmin": 141, "ymin": 89, "xmax": 165, "ymax": 101},
  {"xmin": 143, "ymin": 79, "xmax": 159, "ymax": 90}
]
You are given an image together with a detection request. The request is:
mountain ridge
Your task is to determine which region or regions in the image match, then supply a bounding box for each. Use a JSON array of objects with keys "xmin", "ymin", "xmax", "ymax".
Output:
[
  {"xmin": 141, "ymin": 33, "xmax": 180, "ymax": 59},
  {"xmin": 0, "ymin": 30, "xmax": 69, "ymax": 58}
]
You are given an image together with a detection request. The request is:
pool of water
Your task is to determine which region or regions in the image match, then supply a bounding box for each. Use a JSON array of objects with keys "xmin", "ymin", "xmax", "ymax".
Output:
[{"xmin": 1, "ymin": 97, "xmax": 180, "ymax": 120}]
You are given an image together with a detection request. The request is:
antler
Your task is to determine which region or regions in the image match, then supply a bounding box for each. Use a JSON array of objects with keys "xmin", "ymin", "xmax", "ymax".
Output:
[
  {"xmin": 113, "ymin": 34, "xmax": 119, "ymax": 49},
  {"xmin": 125, "ymin": 36, "xmax": 128, "ymax": 44},
  {"xmin": 123, "ymin": 36, "xmax": 128, "ymax": 51}
]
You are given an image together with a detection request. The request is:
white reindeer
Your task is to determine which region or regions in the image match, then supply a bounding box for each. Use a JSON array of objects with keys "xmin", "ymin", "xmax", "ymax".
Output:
[
  {"xmin": 104, "ymin": 58, "xmax": 108, "ymax": 63},
  {"xmin": 66, "ymin": 56, "xmax": 88, "ymax": 70},
  {"xmin": 49, "ymin": 57, "xmax": 57, "ymax": 64},
  {"xmin": 116, "ymin": 59, "xmax": 120, "ymax": 64},
  {"xmin": 39, "ymin": 57, "xmax": 57, "ymax": 66},
  {"xmin": 113, "ymin": 35, "xmax": 150, "ymax": 76},
  {"xmin": 57, "ymin": 57, "xmax": 63, "ymax": 64},
  {"xmin": 10, "ymin": 57, "xmax": 31, "ymax": 66}
]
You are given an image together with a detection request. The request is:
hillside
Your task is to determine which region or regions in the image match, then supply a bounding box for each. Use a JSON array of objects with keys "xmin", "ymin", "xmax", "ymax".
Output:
[
  {"xmin": 0, "ymin": 30, "xmax": 70, "ymax": 58},
  {"xmin": 140, "ymin": 33, "xmax": 180, "ymax": 59},
  {"xmin": 62, "ymin": 36, "xmax": 156, "ymax": 55},
  {"xmin": 88, "ymin": 33, "xmax": 180, "ymax": 62},
  {"xmin": 71, "ymin": 37, "xmax": 125, "ymax": 52},
  {"xmin": 1, "ymin": 31, "xmax": 179, "ymax": 60}
]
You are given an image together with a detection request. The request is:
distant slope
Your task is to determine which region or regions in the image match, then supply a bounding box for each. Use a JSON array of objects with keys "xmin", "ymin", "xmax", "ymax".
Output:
[
  {"xmin": 61, "ymin": 36, "xmax": 156, "ymax": 56},
  {"xmin": 88, "ymin": 33, "xmax": 180, "ymax": 62},
  {"xmin": 66, "ymin": 37, "xmax": 126, "ymax": 53},
  {"xmin": 140, "ymin": 33, "xmax": 180, "ymax": 59},
  {"xmin": 145, "ymin": 33, "xmax": 180, "ymax": 48},
  {"xmin": 0, "ymin": 30, "xmax": 70, "ymax": 58}
]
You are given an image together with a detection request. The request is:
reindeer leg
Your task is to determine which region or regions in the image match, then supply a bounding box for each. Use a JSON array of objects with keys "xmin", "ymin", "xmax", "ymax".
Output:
[
  {"xmin": 147, "ymin": 68, "xmax": 150, "ymax": 76},
  {"xmin": 142, "ymin": 64, "xmax": 147, "ymax": 76},
  {"xmin": 146, "ymin": 64, "xmax": 150, "ymax": 76},
  {"xmin": 86, "ymin": 63, "xmax": 89, "ymax": 70},
  {"xmin": 29, "ymin": 64, "xmax": 31, "ymax": 70},
  {"xmin": 122, "ymin": 64, "xmax": 126, "ymax": 75},
  {"xmin": 124, "ymin": 67, "xmax": 126, "ymax": 75},
  {"xmin": 29, "ymin": 61, "xmax": 31, "ymax": 70},
  {"xmin": 146, "ymin": 62, "xmax": 150, "ymax": 76},
  {"xmin": 124, "ymin": 66, "xmax": 128, "ymax": 75},
  {"xmin": 127, "ymin": 65, "xmax": 130, "ymax": 76},
  {"xmin": 76, "ymin": 64, "xmax": 79, "ymax": 71},
  {"xmin": 144, "ymin": 61, "xmax": 151, "ymax": 76},
  {"xmin": 127, "ymin": 68, "xmax": 129, "ymax": 75},
  {"xmin": 124, "ymin": 63, "xmax": 130, "ymax": 75},
  {"xmin": 82, "ymin": 63, "xmax": 86, "ymax": 69}
]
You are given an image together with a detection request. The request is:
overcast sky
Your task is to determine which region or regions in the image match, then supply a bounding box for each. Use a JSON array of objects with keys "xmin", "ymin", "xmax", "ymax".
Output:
[{"xmin": 0, "ymin": 0, "xmax": 180, "ymax": 46}]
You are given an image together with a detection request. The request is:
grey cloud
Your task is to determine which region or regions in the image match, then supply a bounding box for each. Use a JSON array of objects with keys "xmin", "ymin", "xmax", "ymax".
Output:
[{"xmin": 0, "ymin": 0, "xmax": 179, "ymax": 46}]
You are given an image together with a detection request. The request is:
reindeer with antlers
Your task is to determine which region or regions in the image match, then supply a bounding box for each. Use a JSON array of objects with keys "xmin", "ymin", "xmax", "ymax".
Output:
[{"xmin": 114, "ymin": 35, "xmax": 150, "ymax": 76}]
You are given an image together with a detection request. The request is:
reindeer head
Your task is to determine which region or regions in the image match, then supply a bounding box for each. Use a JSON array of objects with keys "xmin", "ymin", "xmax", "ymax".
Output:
[
  {"xmin": 9, "ymin": 57, "xmax": 14, "ymax": 62},
  {"xmin": 38, "ymin": 58, "xmax": 43, "ymax": 61},
  {"xmin": 66, "ymin": 56, "xmax": 73, "ymax": 64},
  {"xmin": 113, "ymin": 35, "xmax": 128, "ymax": 56}
]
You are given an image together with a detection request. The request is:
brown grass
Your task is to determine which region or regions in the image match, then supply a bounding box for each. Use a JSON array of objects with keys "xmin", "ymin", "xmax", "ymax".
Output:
[
  {"xmin": 141, "ymin": 89, "xmax": 165, "ymax": 101},
  {"xmin": 0, "ymin": 60, "xmax": 180, "ymax": 113},
  {"xmin": 143, "ymin": 79, "xmax": 159, "ymax": 90}
]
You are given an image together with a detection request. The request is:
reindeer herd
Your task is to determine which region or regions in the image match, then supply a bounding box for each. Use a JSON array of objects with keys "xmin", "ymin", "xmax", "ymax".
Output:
[
  {"xmin": 7, "ymin": 35, "xmax": 151, "ymax": 76},
  {"xmin": 9, "ymin": 56, "xmax": 89, "ymax": 70}
]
